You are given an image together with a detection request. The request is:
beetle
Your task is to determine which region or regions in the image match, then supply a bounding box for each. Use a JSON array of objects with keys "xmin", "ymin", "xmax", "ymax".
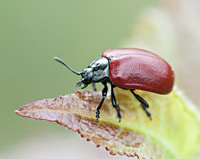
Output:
[{"xmin": 54, "ymin": 48, "xmax": 174, "ymax": 122}]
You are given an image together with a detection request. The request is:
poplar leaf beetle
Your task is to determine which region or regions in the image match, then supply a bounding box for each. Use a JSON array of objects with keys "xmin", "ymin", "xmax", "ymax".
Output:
[{"xmin": 54, "ymin": 48, "xmax": 174, "ymax": 122}]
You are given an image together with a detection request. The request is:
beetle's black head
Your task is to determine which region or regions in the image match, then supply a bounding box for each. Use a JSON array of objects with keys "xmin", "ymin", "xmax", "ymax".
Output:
[{"xmin": 54, "ymin": 57, "xmax": 109, "ymax": 89}]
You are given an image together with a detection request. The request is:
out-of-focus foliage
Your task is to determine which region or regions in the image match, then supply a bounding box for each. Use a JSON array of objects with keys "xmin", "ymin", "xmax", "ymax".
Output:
[{"xmin": 1, "ymin": 0, "xmax": 200, "ymax": 158}]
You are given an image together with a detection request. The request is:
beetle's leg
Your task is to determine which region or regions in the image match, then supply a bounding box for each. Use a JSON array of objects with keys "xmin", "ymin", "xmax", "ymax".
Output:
[
  {"xmin": 130, "ymin": 90, "xmax": 151, "ymax": 119},
  {"xmin": 130, "ymin": 90, "xmax": 149, "ymax": 108},
  {"xmin": 92, "ymin": 83, "xmax": 97, "ymax": 91},
  {"xmin": 95, "ymin": 82, "xmax": 107, "ymax": 120},
  {"xmin": 111, "ymin": 84, "xmax": 122, "ymax": 122}
]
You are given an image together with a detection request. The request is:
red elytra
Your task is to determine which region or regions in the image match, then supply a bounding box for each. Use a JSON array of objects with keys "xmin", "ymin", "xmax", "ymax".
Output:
[{"xmin": 102, "ymin": 48, "xmax": 174, "ymax": 94}]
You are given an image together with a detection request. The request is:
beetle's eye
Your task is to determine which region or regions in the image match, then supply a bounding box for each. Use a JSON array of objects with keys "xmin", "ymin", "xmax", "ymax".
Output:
[
  {"xmin": 93, "ymin": 67, "xmax": 98, "ymax": 71},
  {"xmin": 93, "ymin": 63, "xmax": 100, "ymax": 71},
  {"xmin": 94, "ymin": 63, "xmax": 100, "ymax": 68}
]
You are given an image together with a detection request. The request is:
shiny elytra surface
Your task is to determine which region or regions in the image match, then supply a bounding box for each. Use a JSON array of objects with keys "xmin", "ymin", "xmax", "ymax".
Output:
[{"xmin": 102, "ymin": 48, "xmax": 174, "ymax": 94}]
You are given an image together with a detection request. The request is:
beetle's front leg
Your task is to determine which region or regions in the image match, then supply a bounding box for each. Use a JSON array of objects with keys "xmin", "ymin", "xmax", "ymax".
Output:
[
  {"xmin": 111, "ymin": 84, "xmax": 122, "ymax": 122},
  {"xmin": 95, "ymin": 82, "xmax": 107, "ymax": 120}
]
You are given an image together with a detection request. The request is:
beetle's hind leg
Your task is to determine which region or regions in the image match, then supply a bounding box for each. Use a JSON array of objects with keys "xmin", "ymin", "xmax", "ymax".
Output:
[
  {"xmin": 130, "ymin": 90, "xmax": 152, "ymax": 120},
  {"xmin": 95, "ymin": 82, "xmax": 108, "ymax": 120},
  {"xmin": 111, "ymin": 84, "xmax": 122, "ymax": 122}
]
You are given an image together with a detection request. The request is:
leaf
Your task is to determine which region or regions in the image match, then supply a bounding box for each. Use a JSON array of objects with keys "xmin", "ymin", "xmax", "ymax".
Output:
[{"xmin": 15, "ymin": 88, "xmax": 200, "ymax": 159}]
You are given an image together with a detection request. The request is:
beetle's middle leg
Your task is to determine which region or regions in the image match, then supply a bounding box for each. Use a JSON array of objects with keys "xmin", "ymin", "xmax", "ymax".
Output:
[
  {"xmin": 130, "ymin": 90, "xmax": 151, "ymax": 119},
  {"xmin": 111, "ymin": 84, "xmax": 122, "ymax": 122},
  {"xmin": 95, "ymin": 82, "xmax": 107, "ymax": 120}
]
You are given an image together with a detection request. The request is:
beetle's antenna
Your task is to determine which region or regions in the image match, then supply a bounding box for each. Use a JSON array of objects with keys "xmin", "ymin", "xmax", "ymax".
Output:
[{"xmin": 54, "ymin": 57, "xmax": 81, "ymax": 75}]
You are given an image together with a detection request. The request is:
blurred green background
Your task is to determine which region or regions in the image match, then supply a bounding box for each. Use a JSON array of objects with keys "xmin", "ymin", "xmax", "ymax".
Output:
[{"xmin": 1, "ymin": 0, "xmax": 200, "ymax": 158}]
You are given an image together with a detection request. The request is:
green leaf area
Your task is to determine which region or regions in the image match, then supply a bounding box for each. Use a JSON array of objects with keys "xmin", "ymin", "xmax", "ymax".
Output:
[{"xmin": 16, "ymin": 88, "xmax": 200, "ymax": 159}]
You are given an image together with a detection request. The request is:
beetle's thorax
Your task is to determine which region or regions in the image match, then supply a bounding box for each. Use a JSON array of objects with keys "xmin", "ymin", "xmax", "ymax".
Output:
[{"xmin": 79, "ymin": 57, "xmax": 109, "ymax": 87}]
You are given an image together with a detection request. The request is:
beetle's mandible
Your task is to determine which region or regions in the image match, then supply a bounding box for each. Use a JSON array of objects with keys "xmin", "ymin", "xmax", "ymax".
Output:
[{"xmin": 54, "ymin": 48, "xmax": 174, "ymax": 122}]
